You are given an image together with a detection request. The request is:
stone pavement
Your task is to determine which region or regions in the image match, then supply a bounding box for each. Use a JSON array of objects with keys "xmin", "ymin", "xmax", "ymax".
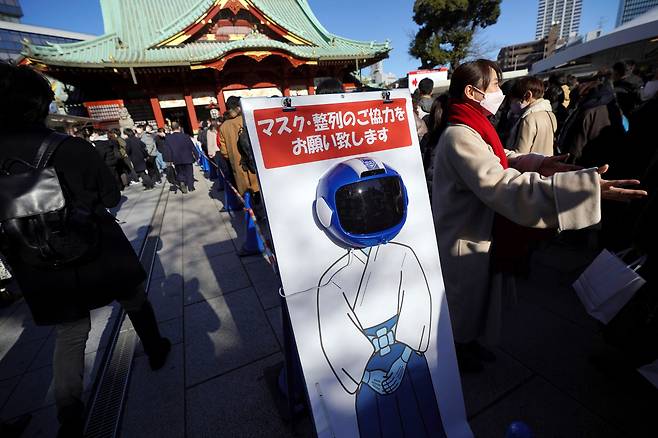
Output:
[{"xmin": 1, "ymin": 165, "xmax": 656, "ymax": 438}]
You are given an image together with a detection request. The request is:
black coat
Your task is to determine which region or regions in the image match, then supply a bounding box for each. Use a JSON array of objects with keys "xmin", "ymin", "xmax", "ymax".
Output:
[
  {"xmin": 126, "ymin": 136, "xmax": 148, "ymax": 172},
  {"xmin": 164, "ymin": 132, "xmax": 198, "ymax": 165},
  {"xmin": 94, "ymin": 138, "xmax": 119, "ymax": 168},
  {"xmin": 0, "ymin": 127, "xmax": 146, "ymax": 325}
]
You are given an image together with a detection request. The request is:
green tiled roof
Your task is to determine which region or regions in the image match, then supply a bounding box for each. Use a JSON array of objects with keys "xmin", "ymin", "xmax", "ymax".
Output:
[{"xmin": 23, "ymin": 0, "xmax": 390, "ymax": 68}]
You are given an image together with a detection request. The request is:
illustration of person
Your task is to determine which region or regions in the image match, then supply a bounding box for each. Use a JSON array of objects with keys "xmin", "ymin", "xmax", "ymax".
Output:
[{"xmin": 314, "ymin": 157, "xmax": 446, "ymax": 438}]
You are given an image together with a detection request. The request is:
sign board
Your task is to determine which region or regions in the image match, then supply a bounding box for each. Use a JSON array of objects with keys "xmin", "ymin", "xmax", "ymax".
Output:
[
  {"xmin": 408, "ymin": 68, "xmax": 448, "ymax": 94},
  {"xmin": 242, "ymin": 90, "xmax": 472, "ymax": 438}
]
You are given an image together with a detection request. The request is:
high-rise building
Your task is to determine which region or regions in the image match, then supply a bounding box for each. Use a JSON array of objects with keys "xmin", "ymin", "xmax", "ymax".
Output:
[
  {"xmin": 616, "ymin": 0, "xmax": 658, "ymax": 26},
  {"xmin": 0, "ymin": 0, "xmax": 22, "ymax": 23},
  {"xmin": 536, "ymin": 0, "xmax": 583, "ymax": 40},
  {"xmin": 0, "ymin": 0, "xmax": 92, "ymax": 61}
]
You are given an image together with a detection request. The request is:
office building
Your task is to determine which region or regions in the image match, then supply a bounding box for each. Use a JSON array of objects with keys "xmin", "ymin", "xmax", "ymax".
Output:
[
  {"xmin": 536, "ymin": 0, "xmax": 582, "ymax": 40},
  {"xmin": 0, "ymin": 0, "xmax": 92, "ymax": 61},
  {"xmin": 616, "ymin": 0, "xmax": 658, "ymax": 26},
  {"xmin": 499, "ymin": 24, "xmax": 560, "ymax": 72}
]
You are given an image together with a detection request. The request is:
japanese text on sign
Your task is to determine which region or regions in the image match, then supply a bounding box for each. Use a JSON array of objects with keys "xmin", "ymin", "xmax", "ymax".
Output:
[{"xmin": 253, "ymin": 99, "xmax": 412, "ymax": 169}]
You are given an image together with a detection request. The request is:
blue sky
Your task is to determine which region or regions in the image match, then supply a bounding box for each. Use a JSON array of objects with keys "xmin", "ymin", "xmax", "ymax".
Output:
[{"xmin": 20, "ymin": 0, "xmax": 620, "ymax": 77}]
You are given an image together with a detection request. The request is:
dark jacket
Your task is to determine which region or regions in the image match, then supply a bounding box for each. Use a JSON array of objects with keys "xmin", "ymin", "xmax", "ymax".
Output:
[
  {"xmin": 0, "ymin": 127, "xmax": 146, "ymax": 325},
  {"xmin": 94, "ymin": 138, "xmax": 120, "ymax": 168},
  {"xmin": 126, "ymin": 136, "xmax": 148, "ymax": 172},
  {"xmin": 164, "ymin": 131, "xmax": 198, "ymax": 165},
  {"xmin": 155, "ymin": 134, "xmax": 167, "ymax": 154},
  {"xmin": 557, "ymin": 82, "xmax": 625, "ymax": 170}
]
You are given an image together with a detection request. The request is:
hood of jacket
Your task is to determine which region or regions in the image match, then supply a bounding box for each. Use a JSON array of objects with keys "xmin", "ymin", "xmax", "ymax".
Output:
[
  {"xmin": 520, "ymin": 98, "xmax": 553, "ymax": 118},
  {"xmin": 225, "ymin": 108, "xmax": 241, "ymax": 120}
]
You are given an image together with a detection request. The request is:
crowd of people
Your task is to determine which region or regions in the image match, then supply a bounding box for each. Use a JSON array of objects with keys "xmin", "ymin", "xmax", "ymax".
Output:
[
  {"xmin": 0, "ymin": 56, "xmax": 657, "ymax": 436},
  {"xmin": 413, "ymin": 60, "xmax": 656, "ymax": 372}
]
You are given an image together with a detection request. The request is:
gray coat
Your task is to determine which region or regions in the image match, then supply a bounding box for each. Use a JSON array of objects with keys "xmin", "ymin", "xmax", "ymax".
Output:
[{"xmin": 432, "ymin": 124, "xmax": 601, "ymax": 343}]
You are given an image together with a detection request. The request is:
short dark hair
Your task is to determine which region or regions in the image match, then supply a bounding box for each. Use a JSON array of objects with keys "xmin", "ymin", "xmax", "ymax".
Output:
[
  {"xmin": 0, "ymin": 63, "xmax": 55, "ymax": 128},
  {"xmin": 612, "ymin": 61, "xmax": 626, "ymax": 77},
  {"xmin": 226, "ymin": 96, "xmax": 241, "ymax": 110},
  {"xmin": 509, "ymin": 76, "xmax": 545, "ymax": 100},
  {"xmin": 171, "ymin": 121, "xmax": 181, "ymax": 131},
  {"xmin": 124, "ymin": 128, "xmax": 135, "ymax": 137},
  {"xmin": 448, "ymin": 59, "xmax": 502, "ymax": 99},
  {"xmin": 316, "ymin": 78, "xmax": 344, "ymax": 95},
  {"xmin": 418, "ymin": 77, "xmax": 434, "ymax": 95}
]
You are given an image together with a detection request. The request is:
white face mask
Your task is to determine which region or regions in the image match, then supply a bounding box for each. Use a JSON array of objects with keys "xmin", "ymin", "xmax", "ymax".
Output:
[
  {"xmin": 475, "ymin": 87, "xmax": 505, "ymax": 115},
  {"xmin": 641, "ymin": 80, "xmax": 658, "ymax": 101}
]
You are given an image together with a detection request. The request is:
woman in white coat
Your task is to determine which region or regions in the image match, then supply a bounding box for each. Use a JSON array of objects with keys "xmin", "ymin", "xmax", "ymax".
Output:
[{"xmin": 431, "ymin": 59, "xmax": 647, "ymax": 372}]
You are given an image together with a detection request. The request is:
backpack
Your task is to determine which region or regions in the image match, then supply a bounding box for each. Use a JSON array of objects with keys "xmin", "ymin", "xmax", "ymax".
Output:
[
  {"xmin": 0, "ymin": 132, "xmax": 100, "ymax": 269},
  {"xmin": 237, "ymin": 127, "xmax": 257, "ymax": 174}
]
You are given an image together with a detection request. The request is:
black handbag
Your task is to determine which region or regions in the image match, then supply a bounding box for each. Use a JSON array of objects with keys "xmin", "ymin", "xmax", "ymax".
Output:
[{"xmin": 0, "ymin": 132, "xmax": 99, "ymax": 268}]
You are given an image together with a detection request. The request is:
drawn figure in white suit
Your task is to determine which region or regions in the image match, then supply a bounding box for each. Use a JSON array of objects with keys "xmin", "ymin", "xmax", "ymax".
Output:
[{"xmin": 314, "ymin": 157, "xmax": 446, "ymax": 438}]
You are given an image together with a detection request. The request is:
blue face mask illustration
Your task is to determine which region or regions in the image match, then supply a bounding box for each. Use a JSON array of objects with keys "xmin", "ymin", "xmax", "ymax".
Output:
[{"xmin": 314, "ymin": 157, "xmax": 409, "ymax": 249}]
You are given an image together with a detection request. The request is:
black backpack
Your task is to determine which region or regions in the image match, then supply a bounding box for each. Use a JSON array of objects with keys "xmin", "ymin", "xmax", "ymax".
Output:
[
  {"xmin": 0, "ymin": 132, "xmax": 100, "ymax": 269},
  {"xmin": 237, "ymin": 127, "xmax": 257, "ymax": 174}
]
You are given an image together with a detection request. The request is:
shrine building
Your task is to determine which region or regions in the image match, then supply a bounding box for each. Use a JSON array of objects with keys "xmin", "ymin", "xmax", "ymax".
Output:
[{"xmin": 20, "ymin": 0, "xmax": 390, "ymax": 133}]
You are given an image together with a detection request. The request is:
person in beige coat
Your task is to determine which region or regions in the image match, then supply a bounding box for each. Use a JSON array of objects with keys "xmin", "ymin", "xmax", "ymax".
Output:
[
  {"xmin": 431, "ymin": 59, "xmax": 647, "ymax": 373},
  {"xmin": 506, "ymin": 76, "xmax": 557, "ymax": 156},
  {"xmin": 219, "ymin": 96, "xmax": 260, "ymax": 196}
]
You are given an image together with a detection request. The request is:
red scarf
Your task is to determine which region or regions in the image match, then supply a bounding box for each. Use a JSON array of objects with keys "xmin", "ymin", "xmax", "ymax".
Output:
[
  {"xmin": 446, "ymin": 99, "xmax": 509, "ymax": 169},
  {"xmin": 446, "ymin": 99, "xmax": 554, "ymax": 274}
]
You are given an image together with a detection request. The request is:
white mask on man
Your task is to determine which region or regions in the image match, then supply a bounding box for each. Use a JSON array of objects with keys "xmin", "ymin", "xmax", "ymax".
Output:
[
  {"xmin": 641, "ymin": 80, "xmax": 658, "ymax": 101},
  {"xmin": 475, "ymin": 87, "xmax": 505, "ymax": 115}
]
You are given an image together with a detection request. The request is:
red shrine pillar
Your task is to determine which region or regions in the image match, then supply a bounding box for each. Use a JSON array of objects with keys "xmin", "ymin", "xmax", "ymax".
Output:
[
  {"xmin": 150, "ymin": 97, "xmax": 165, "ymax": 128},
  {"xmin": 217, "ymin": 89, "xmax": 227, "ymax": 114},
  {"xmin": 184, "ymin": 94, "xmax": 199, "ymax": 134}
]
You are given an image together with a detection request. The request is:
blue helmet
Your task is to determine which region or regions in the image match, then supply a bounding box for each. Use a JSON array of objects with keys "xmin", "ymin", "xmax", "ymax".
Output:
[{"xmin": 315, "ymin": 157, "xmax": 408, "ymax": 248}]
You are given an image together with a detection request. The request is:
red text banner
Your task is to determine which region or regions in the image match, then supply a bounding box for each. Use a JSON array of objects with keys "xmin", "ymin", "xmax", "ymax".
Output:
[{"xmin": 253, "ymin": 98, "xmax": 413, "ymax": 169}]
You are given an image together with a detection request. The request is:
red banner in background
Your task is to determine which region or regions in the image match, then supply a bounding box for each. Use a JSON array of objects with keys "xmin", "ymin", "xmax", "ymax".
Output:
[{"xmin": 253, "ymin": 98, "xmax": 413, "ymax": 169}]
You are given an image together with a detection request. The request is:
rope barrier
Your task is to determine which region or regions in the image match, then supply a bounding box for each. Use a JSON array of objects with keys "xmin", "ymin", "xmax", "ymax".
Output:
[{"xmin": 195, "ymin": 146, "xmax": 277, "ymax": 267}]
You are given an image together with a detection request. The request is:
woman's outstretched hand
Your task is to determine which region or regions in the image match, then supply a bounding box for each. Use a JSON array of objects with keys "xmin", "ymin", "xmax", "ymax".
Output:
[
  {"xmin": 538, "ymin": 154, "xmax": 581, "ymax": 177},
  {"xmin": 598, "ymin": 165, "xmax": 648, "ymax": 201}
]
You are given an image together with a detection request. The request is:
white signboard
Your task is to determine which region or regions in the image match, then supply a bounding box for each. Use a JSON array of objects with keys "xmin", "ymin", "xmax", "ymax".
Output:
[
  {"xmin": 408, "ymin": 68, "xmax": 449, "ymax": 94},
  {"xmin": 242, "ymin": 90, "xmax": 472, "ymax": 438}
]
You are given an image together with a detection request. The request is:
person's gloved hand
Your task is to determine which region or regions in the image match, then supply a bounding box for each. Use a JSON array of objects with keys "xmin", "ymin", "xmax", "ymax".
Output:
[
  {"xmin": 382, "ymin": 346, "xmax": 412, "ymax": 394},
  {"xmin": 362, "ymin": 369, "xmax": 387, "ymax": 395}
]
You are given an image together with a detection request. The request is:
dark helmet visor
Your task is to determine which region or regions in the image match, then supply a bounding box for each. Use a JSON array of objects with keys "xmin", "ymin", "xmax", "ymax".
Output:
[{"xmin": 335, "ymin": 176, "xmax": 405, "ymax": 235}]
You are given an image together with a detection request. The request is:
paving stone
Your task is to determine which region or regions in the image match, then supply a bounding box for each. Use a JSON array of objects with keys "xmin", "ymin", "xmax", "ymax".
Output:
[
  {"xmin": 184, "ymin": 288, "xmax": 279, "ymax": 387},
  {"xmin": 0, "ymin": 348, "xmax": 106, "ymax": 419},
  {"xmin": 0, "ymin": 375, "xmax": 18, "ymax": 411},
  {"xmin": 469, "ymin": 376, "xmax": 621, "ymax": 438},
  {"xmin": 0, "ymin": 302, "xmax": 52, "ymax": 348},
  {"xmin": 461, "ymin": 348, "xmax": 534, "ymax": 418},
  {"xmin": 245, "ymin": 259, "xmax": 283, "ymax": 310},
  {"xmin": 17, "ymin": 403, "xmax": 58, "ymax": 438},
  {"xmin": 516, "ymin": 264, "xmax": 599, "ymax": 333},
  {"xmin": 186, "ymin": 353, "xmax": 292, "ymax": 438},
  {"xmin": 147, "ymin": 274, "xmax": 184, "ymax": 322},
  {"xmin": 151, "ymin": 246, "xmax": 183, "ymax": 282},
  {"xmin": 500, "ymin": 299, "xmax": 655, "ymax": 435},
  {"xmin": 134, "ymin": 317, "xmax": 183, "ymax": 358},
  {"xmin": 0, "ymin": 337, "xmax": 45, "ymax": 380},
  {"xmin": 265, "ymin": 306, "xmax": 284, "ymax": 350},
  {"xmin": 183, "ymin": 230, "xmax": 236, "ymax": 263},
  {"xmin": 121, "ymin": 344, "xmax": 185, "ymax": 438},
  {"xmin": 183, "ymin": 253, "xmax": 250, "ymax": 305}
]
